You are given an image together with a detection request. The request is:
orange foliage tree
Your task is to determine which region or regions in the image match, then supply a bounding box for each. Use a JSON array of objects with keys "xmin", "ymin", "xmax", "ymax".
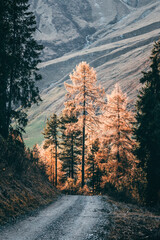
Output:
[
  {"xmin": 64, "ymin": 62, "xmax": 104, "ymax": 188},
  {"xmin": 101, "ymin": 84, "xmax": 144, "ymax": 198}
]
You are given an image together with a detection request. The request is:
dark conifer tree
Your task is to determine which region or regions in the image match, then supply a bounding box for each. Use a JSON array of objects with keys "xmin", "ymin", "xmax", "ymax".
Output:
[
  {"xmin": 43, "ymin": 114, "xmax": 59, "ymax": 186},
  {"xmin": 59, "ymin": 112, "xmax": 82, "ymax": 183},
  {"xmin": 0, "ymin": 0, "xmax": 43, "ymax": 138},
  {"xmin": 135, "ymin": 40, "xmax": 160, "ymax": 204},
  {"xmin": 0, "ymin": 0, "xmax": 10, "ymax": 138},
  {"xmin": 32, "ymin": 144, "xmax": 40, "ymax": 166},
  {"xmin": 86, "ymin": 139, "xmax": 102, "ymax": 193}
]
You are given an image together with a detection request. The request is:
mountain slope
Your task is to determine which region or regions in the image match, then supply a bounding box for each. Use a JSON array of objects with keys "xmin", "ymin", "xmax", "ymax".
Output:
[
  {"xmin": 24, "ymin": 0, "xmax": 160, "ymax": 147},
  {"xmin": 30, "ymin": 0, "xmax": 156, "ymax": 61},
  {"xmin": 30, "ymin": 0, "xmax": 131, "ymax": 60}
]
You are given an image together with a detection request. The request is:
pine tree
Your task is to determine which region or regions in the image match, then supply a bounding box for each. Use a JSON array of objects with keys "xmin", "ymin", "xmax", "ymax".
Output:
[
  {"xmin": 65, "ymin": 62, "xmax": 104, "ymax": 187},
  {"xmin": 59, "ymin": 105, "xmax": 82, "ymax": 183},
  {"xmin": 43, "ymin": 114, "xmax": 59, "ymax": 186},
  {"xmin": 104, "ymin": 84, "xmax": 139, "ymax": 194},
  {"xmin": 0, "ymin": 0, "xmax": 43, "ymax": 138},
  {"xmin": 0, "ymin": 1, "xmax": 10, "ymax": 138},
  {"xmin": 135, "ymin": 40, "xmax": 160, "ymax": 204},
  {"xmin": 86, "ymin": 138, "xmax": 102, "ymax": 193}
]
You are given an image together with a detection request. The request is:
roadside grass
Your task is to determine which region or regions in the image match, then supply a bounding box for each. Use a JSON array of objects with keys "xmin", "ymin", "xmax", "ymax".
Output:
[
  {"xmin": 0, "ymin": 172, "xmax": 58, "ymax": 225},
  {"xmin": 107, "ymin": 196, "xmax": 160, "ymax": 240}
]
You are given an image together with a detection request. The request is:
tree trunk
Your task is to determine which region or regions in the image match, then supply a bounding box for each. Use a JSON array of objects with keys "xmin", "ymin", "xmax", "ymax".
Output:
[
  {"xmin": 6, "ymin": 0, "xmax": 16, "ymax": 137},
  {"xmin": 92, "ymin": 160, "xmax": 95, "ymax": 192},
  {"xmin": 117, "ymin": 88, "xmax": 120, "ymax": 163},
  {"xmin": 51, "ymin": 148, "xmax": 54, "ymax": 186},
  {"xmin": 0, "ymin": 82, "xmax": 7, "ymax": 138},
  {"xmin": 55, "ymin": 142, "xmax": 58, "ymax": 186},
  {"xmin": 71, "ymin": 134, "xmax": 74, "ymax": 179},
  {"xmin": 82, "ymin": 73, "xmax": 86, "ymax": 188}
]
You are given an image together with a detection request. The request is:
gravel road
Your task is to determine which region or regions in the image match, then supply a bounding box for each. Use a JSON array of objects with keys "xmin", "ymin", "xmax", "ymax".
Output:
[{"xmin": 0, "ymin": 195, "xmax": 112, "ymax": 240}]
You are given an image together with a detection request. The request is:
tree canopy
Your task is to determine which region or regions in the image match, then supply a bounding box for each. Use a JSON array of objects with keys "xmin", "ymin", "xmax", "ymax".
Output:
[
  {"xmin": 0, "ymin": 0, "xmax": 43, "ymax": 138},
  {"xmin": 135, "ymin": 40, "xmax": 160, "ymax": 204}
]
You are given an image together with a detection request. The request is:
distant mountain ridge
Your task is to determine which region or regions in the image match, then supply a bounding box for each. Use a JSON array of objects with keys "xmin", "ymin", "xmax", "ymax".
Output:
[
  {"xmin": 30, "ymin": 0, "xmax": 155, "ymax": 61},
  {"xmin": 24, "ymin": 0, "xmax": 160, "ymax": 147}
]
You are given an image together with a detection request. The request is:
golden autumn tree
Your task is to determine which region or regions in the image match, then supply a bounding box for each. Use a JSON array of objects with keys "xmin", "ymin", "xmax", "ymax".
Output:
[
  {"xmin": 43, "ymin": 145, "xmax": 55, "ymax": 184},
  {"xmin": 103, "ymin": 84, "xmax": 140, "ymax": 194},
  {"xmin": 65, "ymin": 62, "xmax": 104, "ymax": 187},
  {"xmin": 39, "ymin": 142, "xmax": 63, "ymax": 186}
]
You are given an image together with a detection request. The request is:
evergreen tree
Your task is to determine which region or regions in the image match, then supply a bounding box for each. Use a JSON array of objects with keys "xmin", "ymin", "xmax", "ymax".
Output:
[
  {"xmin": 43, "ymin": 114, "xmax": 59, "ymax": 186},
  {"xmin": 86, "ymin": 138, "xmax": 102, "ymax": 193},
  {"xmin": 65, "ymin": 62, "xmax": 104, "ymax": 187},
  {"xmin": 0, "ymin": 1, "xmax": 10, "ymax": 138},
  {"xmin": 0, "ymin": 0, "xmax": 43, "ymax": 138},
  {"xmin": 59, "ymin": 105, "xmax": 82, "ymax": 183},
  {"xmin": 31, "ymin": 144, "xmax": 48, "ymax": 178},
  {"xmin": 135, "ymin": 40, "xmax": 160, "ymax": 204},
  {"xmin": 6, "ymin": 130, "xmax": 26, "ymax": 175},
  {"xmin": 32, "ymin": 144, "xmax": 40, "ymax": 165}
]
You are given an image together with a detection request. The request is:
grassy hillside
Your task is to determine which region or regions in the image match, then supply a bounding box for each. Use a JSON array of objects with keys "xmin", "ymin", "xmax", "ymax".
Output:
[
  {"xmin": 24, "ymin": 1, "xmax": 160, "ymax": 147},
  {"xmin": 0, "ymin": 172, "xmax": 58, "ymax": 225},
  {"xmin": 0, "ymin": 135, "xmax": 58, "ymax": 225}
]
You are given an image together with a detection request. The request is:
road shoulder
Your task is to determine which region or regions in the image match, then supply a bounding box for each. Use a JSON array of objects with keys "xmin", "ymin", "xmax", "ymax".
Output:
[{"xmin": 106, "ymin": 196, "xmax": 160, "ymax": 239}]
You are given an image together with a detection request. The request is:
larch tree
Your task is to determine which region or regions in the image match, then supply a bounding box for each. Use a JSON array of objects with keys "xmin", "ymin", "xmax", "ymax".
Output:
[
  {"xmin": 135, "ymin": 40, "xmax": 160, "ymax": 204},
  {"xmin": 103, "ymin": 84, "xmax": 140, "ymax": 194},
  {"xmin": 43, "ymin": 114, "xmax": 59, "ymax": 186},
  {"xmin": 64, "ymin": 62, "xmax": 104, "ymax": 187},
  {"xmin": 39, "ymin": 142, "xmax": 63, "ymax": 185},
  {"xmin": 0, "ymin": 0, "xmax": 43, "ymax": 138}
]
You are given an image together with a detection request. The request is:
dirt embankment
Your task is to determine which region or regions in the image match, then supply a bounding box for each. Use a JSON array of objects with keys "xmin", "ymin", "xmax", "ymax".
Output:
[{"xmin": 0, "ymin": 174, "xmax": 58, "ymax": 225}]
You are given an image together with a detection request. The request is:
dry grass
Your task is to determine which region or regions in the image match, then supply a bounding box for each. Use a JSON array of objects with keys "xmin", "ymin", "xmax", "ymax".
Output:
[
  {"xmin": 0, "ymin": 173, "xmax": 58, "ymax": 225},
  {"xmin": 107, "ymin": 197, "xmax": 160, "ymax": 240}
]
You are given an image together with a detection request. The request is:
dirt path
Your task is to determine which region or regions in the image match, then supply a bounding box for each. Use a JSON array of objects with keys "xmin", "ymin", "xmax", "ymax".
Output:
[{"xmin": 0, "ymin": 195, "xmax": 112, "ymax": 240}]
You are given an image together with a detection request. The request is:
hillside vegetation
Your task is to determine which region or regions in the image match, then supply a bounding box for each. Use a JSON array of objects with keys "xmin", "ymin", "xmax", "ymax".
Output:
[
  {"xmin": 0, "ymin": 135, "xmax": 57, "ymax": 225},
  {"xmin": 0, "ymin": 173, "xmax": 57, "ymax": 225},
  {"xmin": 25, "ymin": 0, "xmax": 160, "ymax": 147}
]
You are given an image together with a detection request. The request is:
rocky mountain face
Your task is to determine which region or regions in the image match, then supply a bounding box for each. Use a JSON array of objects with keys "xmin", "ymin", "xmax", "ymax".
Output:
[
  {"xmin": 30, "ymin": 0, "xmax": 128, "ymax": 60},
  {"xmin": 30, "ymin": 0, "xmax": 155, "ymax": 60},
  {"xmin": 25, "ymin": 0, "xmax": 160, "ymax": 146}
]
